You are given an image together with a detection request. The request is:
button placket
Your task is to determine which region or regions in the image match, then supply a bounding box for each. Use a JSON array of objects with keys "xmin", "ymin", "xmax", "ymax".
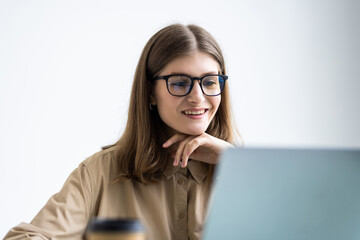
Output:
[
  {"xmin": 178, "ymin": 179, "xmax": 184, "ymax": 185},
  {"xmin": 174, "ymin": 167, "xmax": 188, "ymax": 239}
]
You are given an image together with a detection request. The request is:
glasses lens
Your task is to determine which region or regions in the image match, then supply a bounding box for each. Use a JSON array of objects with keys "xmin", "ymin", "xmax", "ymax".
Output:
[
  {"xmin": 167, "ymin": 76, "xmax": 192, "ymax": 96},
  {"xmin": 202, "ymin": 75, "xmax": 224, "ymax": 96}
]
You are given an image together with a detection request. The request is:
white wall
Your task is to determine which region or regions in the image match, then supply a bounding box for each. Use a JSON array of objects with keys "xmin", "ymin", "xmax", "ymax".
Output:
[{"xmin": 1, "ymin": 0, "xmax": 359, "ymax": 237}]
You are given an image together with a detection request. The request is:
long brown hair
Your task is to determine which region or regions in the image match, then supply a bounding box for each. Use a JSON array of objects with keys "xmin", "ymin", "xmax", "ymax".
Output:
[{"xmin": 105, "ymin": 24, "xmax": 237, "ymax": 183}]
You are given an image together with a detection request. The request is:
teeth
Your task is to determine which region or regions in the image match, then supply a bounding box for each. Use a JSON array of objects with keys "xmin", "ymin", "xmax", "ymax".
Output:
[{"xmin": 184, "ymin": 110, "xmax": 206, "ymax": 115}]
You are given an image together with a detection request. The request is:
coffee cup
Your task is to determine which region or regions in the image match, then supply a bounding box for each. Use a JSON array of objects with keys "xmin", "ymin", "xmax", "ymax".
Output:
[{"xmin": 86, "ymin": 218, "xmax": 146, "ymax": 240}]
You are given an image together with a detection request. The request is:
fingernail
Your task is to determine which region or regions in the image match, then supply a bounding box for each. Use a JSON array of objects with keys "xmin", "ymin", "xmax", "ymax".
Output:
[
  {"xmin": 173, "ymin": 158, "xmax": 178, "ymax": 166},
  {"xmin": 182, "ymin": 161, "xmax": 186, "ymax": 168}
]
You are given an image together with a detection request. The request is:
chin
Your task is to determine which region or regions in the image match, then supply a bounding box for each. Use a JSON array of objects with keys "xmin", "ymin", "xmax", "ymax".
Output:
[
  {"xmin": 169, "ymin": 122, "xmax": 210, "ymax": 136},
  {"xmin": 181, "ymin": 127, "xmax": 207, "ymax": 136}
]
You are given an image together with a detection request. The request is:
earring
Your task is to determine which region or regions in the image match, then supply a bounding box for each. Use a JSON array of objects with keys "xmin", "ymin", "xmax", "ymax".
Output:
[{"xmin": 149, "ymin": 102, "xmax": 153, "ymax": 110}]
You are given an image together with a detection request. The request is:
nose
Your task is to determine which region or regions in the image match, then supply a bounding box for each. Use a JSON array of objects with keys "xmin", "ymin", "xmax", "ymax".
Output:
[{"xmin": 187, "ymin": 80, "xmax": 205, "ymax": 103}]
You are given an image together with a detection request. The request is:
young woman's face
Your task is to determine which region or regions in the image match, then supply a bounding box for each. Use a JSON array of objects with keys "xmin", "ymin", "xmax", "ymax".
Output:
[{"xmin": 151, "ymin": 52, "xmax": 221, "ymax": 136}]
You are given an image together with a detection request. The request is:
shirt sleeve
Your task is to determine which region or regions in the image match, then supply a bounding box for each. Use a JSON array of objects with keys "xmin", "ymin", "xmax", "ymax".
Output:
[{"xmin": 4, "ymin": 163, "xmax": 93, "ymax": 240}]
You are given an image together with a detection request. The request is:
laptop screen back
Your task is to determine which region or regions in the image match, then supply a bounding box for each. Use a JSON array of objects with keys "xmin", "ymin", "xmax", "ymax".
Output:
[{"xmin": 202, "ymin": 148, "xmax": 360, "ymax": 240}]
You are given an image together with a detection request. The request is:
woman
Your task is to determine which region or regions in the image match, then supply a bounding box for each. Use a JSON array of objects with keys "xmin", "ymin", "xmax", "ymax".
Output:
[{"xmin": 5, "ymin": 23, "xmax": 238, "ymax": 240}]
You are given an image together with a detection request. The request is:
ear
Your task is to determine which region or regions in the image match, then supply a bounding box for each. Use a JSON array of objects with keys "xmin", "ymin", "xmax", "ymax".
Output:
[
  {"xmin": 150, "ymin": 94, "xmax": 157, "ymax": 105},
  {"xmin": 149, "ymin": 81, "xmax": 157, "ymax": 105}
]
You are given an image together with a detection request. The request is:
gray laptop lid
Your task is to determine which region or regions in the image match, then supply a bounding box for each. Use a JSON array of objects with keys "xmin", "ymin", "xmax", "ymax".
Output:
[{"xmin": 203, "ymin": 148, "xmax": 360, "ymax": 240}]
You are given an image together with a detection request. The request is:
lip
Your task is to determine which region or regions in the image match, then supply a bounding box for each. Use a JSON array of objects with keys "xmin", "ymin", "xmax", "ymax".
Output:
[{"xmin": 181, "ymin": 108, "xmax": 209, "ymax": 119}]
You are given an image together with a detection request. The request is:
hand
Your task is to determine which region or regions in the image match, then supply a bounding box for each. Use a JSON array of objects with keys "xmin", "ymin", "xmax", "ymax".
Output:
[{"xmin": 162, "ymin": 133, "xmax": 234, "ymax": 168}]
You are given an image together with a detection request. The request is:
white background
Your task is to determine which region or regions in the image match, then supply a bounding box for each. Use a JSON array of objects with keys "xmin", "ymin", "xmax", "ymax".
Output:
[{"xmin": 0, "ymin": 0, "xmax": 359, "ymax": 237}]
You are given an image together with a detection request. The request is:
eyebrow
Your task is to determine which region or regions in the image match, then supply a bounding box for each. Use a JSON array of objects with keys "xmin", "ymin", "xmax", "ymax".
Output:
[{"xmin": 167, "ymin": 71, "xmax": 220, "ymax": 77}]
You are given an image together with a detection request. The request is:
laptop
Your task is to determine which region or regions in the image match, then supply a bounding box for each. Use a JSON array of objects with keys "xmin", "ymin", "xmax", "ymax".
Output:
[{"xmin": 202, "ymin": 148, "xmax": 360, "ymax": 240}]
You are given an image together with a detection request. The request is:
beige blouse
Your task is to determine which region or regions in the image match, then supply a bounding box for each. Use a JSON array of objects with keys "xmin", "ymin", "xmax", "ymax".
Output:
[{"xmin": 4, "ymin": 146, "xmax": 213, "ymax": 240}]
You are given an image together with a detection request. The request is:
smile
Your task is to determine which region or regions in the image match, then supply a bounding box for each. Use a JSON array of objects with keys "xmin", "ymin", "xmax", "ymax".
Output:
[
  {"xmin": 182, "ymin": 109, "xmax": 209, "ymax": 119},
  {"xmin": 182, "ymin": 109, "xmax": 208, "ymax": 116}
]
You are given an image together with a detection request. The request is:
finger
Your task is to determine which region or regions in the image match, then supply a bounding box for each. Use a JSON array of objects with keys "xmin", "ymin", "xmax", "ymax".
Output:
[
  {"xmin": 181, "ymin": 139, "xmax": 199, "ymax": 167},
  {"xmin": 162, "ymin": 134, "xmax": 186, "ymax": 148},
  {"xmin": 173, "ymin": 136, "xmax": 191, "ymax": 166},
  {"xmin": 186, "ymin": 137, "xmax": 203, "ymax": 153},
  {"xmin": 174, "ymin": 136, "xmax": 194, "ymax": 167},
  {"xmin": 182, "ymin": 137, "xmax": 204, "ymax": 164},
  {"xmin": 180, "ymin": 135, "xmax": 205, "ymax": 168},
  {"xmin": 181, "ymin": 144, "xmax": 192, "ymax": 168}
]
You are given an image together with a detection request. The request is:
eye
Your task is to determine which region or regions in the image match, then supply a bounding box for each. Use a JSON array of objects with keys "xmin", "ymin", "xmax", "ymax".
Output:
[
  {"xmin": 171, "ymin": 80, "xmax": 189, "ymax": 87},
  {"xmin": 203, "ymin": 80, "xmax": 217, "ymax": 86},
  {"xmin": 202, "ymin": 76, "xmax": 219, "ymax": 87},
  {"xmin": 168, "ymin": 76, "xmax": 191, "ymax": 87}
]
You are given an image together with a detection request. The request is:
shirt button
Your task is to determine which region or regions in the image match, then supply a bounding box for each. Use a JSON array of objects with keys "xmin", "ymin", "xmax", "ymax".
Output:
[
  {"xmin": 178, "ymin": 179, "xmax": 184, "ymax": 185},
  {"xmin": 178, "ymin": 213, "xmax": 185, "ymax": 220}
]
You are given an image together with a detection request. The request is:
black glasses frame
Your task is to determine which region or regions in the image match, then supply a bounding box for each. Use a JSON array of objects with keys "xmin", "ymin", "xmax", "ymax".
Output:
[{"xmin": 153, "ymin": 74, "xmax": 228, "ymax": 97}]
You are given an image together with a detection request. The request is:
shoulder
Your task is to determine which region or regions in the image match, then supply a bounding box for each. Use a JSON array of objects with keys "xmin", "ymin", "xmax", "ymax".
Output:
[
  {"xmin": 82, "ymin": 145, "xmax": 119, "ymax": 167},
  {"xmin": 79, "ymin": 145, "xmax": 121, "ymax": 182}
]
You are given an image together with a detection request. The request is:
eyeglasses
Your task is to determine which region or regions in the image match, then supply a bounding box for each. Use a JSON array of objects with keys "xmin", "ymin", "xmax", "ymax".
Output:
[{"xmin": 153, "ymin": 74, "xmax": 228, "ymax": 97}]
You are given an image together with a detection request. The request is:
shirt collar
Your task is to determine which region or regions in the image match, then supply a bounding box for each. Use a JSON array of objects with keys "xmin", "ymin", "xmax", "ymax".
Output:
[{"xmin": 164, "ymin": 159, "xmax": 209, "ymax": 184}]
